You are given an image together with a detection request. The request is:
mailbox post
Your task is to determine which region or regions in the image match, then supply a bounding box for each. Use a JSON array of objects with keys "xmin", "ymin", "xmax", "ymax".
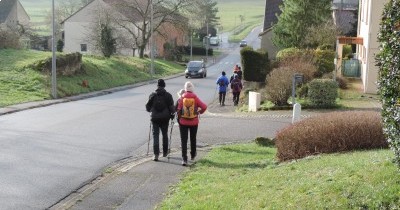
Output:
[{"xmin": 292, "ymin": 73, "xmax": 304, "ymax": 105}]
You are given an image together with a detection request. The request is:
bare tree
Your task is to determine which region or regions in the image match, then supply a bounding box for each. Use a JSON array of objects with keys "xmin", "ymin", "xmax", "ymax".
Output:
[
  {"xmin": 110, "ymin": 0, "xmax": 191, "ymax": 58},
  {"xmin": 45, "ymin": 1, "xmax": 87, "ymax": 35},
  {"xmin": 302, "ymin": 19, "xmax": 341, "ymax": 49}
]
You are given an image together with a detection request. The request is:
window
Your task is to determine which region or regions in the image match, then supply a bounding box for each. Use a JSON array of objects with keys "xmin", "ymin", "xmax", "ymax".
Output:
[{"xmin": 80, "ymin": 44, "xmax": 87, "ymax": 52}]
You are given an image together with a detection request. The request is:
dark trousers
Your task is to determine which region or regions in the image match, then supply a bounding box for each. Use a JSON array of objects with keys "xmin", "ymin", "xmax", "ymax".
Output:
[
  {"xmin": 179, "ymin": 124, "xmax": 198, "ymax": 161},
  {"xmin": 232, "ymin": 92, "xmax": 240, "ymax": 105},
  {"xmin": 219, "ymin": 92, "xmax": 226, "ymax": 105},
  {"xmin": 152, "ymin": 120, "xmax": 169, "ymax": 156}
]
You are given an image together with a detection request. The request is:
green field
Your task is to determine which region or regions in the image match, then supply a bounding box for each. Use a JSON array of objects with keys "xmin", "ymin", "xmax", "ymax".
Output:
[
  {"xmin": 20, "ymin": 0, "xmax": 265, "ymax": 37},
  {"xmin": 216, "ymin": 0, "xmax": 265, "ymax": 33},
  {"xmin": 20, "ymin": 0, "xmax": 76, "ymax": 35}
]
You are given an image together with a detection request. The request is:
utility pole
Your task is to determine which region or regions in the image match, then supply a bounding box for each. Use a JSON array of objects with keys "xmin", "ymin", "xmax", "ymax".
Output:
[
  {"xmin": 150, "ymin": 0, "xmax": 154, "ymax": 75},
  {"xmin": 190, "ymin": 30, "xmax": 193, "ymax": 61},
  {"xmin": 51, "ymin": 0, "xmax": 57, "ymax": 98},
  {"xmin": 205, "ymin": 22, "xmax": 209, "ymax": 62}
]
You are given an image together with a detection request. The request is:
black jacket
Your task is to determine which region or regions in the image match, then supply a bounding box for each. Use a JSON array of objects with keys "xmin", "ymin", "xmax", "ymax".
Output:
[{"xmin": 145, "ymin": 87, "xmax": 174, "ymax": 122}]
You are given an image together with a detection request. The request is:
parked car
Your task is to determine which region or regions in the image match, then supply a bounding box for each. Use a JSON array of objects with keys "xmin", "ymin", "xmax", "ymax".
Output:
[
  {"xmin": 239, "ymin": 40, "xmax": 247, "ymax": 47},
  {"xmin": 185, "ymin": 60, "xmax": 207, "ymax": 78},
  {"xmin": 209, "ymin": 36, "xmax": 220, "ymax": 46}
]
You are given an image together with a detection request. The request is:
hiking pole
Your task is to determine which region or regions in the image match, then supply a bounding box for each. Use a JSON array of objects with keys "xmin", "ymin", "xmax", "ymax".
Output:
[
  {"xmin": 147, "ymin": 121, "xmax": 152, "ymax": 156},
  {"xmin": 168, "ymin": 118, "xmax": 174, "ymax": 161}
]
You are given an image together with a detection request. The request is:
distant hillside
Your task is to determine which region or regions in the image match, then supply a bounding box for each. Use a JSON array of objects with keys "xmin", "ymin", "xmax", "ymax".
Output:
[
  {"xmin": 20, "ymin": 0, "xmax": 265, "ymax": 35},
  {"xmin": 20, "ymin": 0, "xmax": 86, "ymax": 35}
]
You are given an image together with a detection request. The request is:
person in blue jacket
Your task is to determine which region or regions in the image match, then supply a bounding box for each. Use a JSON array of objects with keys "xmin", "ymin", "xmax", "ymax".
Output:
[{"xmin": 216, "ymin": 71, "xmax": 230, "ymax": 106}]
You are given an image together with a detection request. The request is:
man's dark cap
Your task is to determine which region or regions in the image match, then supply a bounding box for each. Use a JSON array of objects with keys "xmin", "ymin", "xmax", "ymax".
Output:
[{"xmin": 158, "ymin": 79, "xmax": 166, "ymax": 87}]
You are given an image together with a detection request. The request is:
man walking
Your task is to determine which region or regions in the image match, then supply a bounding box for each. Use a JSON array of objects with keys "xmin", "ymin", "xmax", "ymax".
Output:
[
  {"xmin": 216, "ymin": 71, "xmax": 229, "ymax": 106},
  {"xmin": 145, "ymin": 79, "xmax": 175, "ymax": 161}
]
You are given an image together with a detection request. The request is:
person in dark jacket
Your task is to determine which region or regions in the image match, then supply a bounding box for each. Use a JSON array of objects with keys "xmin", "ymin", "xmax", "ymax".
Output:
[
  {"xmin": 145, "ymin": 79, "xmax": 175, "ymax": 161},
  {"xmin": 230, "ymin": 74, "xmax": 243, "ymax": 106}
]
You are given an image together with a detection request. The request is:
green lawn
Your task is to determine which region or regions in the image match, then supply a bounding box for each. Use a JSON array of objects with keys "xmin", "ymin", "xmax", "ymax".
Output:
[
  {"xmin": 0, "ymin": 49, "xmax": 184, "ymax": 107},
  {"xmin": 216, "ymin": 0, "xmax": 265, "ymax": 41},
  {"xmin": 159, "ymin": 143, "xmax": 400, "ymax": 209}
]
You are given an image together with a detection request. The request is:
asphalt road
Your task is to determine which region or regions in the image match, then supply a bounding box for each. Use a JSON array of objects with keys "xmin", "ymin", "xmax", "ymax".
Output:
[{"xmin": 0, "ymin": 26, "xmax": 265, "ymax": 209}]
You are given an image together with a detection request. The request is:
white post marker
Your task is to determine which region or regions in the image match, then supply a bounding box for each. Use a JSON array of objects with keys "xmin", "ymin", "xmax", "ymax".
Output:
[
  {"xmin": 292, "ymin": 103, "xmax": 301, "ymax": 124},
  {"xmin": 248, "ymin": 91, "xmax": 261, "ymax": 112}
]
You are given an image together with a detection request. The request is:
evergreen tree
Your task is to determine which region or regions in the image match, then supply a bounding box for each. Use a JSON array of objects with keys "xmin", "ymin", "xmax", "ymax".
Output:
[
  {"xmin": 272, "ymin": 0, "xmax": 332, "ymax": 48},
  {"xmin": 100, "ymin": 23, "xmax": 116, "ymax": 58}
]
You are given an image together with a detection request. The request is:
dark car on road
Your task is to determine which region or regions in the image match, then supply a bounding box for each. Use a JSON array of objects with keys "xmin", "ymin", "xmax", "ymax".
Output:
[
  {"xmin": 239, "ymin": 40, "xmax": 247, "ymax": 47},
  {"xmin": 185, "ymin": 60, "xmax": 207, "ymax": 78}
]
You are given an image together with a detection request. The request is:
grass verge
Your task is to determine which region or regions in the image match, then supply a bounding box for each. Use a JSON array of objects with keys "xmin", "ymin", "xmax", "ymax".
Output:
[
  {"xmin": 0, "ymin": 49, "xmax": 184, "ymax": 107},
  {"xmin": 159, "ymin": 143, "xmax": 400, "ymax": 209}
]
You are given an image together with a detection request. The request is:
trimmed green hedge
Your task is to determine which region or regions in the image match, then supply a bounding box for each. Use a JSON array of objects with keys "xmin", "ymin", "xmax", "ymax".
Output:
[
  {"xmin": 308, "ymin": 79, "xmax": 338, "ymax": 107},
  {"xmin": 240, "ymin": 47, "xmax": 270, "ymax": 82}
]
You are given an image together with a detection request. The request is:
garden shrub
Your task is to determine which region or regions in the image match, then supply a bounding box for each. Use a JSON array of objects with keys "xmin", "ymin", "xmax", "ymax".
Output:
[
  {"xmin": 376, "ymin": 0, "xmax": 400, "ymax": 168},
  {"xmin": 296, "ymin": 84, "xmax": 309, "ymax": 98},
  {"xmin": 317, "ymin": 44, "xmax": 334, "ymax": 50},
  {"xmin": 308, "ymin": 79, "xmax": 338, "ymax": 107},
  {"xmin": 313, "ymin": 49, "xmax": 335, "ymax": 77},
  {"xmin": 265, "ymin": 67, "xmax": 294, "ymax": 106},
  {"xmin": 321, "ymin": 73, "xmax": 349, "ymax": 89},
  {"xmin": 278, "ymin": 56, "xmax": 317, "ymax": 82},
  {"xmin": 275, "ymin": 111, "xmax": 387, "ymax": 161},
  {"xmin": 342, "ymin": 44, "xmax": 353, "ymax": 59},
  {"xmin": 0, "ymin": 29, "xmax": 20, "ymax": 49},
  {"xmin": 266, "ymin": 57, "xmax": 317, "ymax": 106},
  {"xmin": 276, "ymin": 48, "xmax": 302, "ymax": 60}
]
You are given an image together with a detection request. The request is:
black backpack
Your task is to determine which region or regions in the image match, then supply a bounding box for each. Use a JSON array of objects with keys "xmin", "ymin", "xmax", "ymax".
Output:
[
  {"xmin": 153, "ymin": 93, "xmax": 167, "ymax": 112},
  {"xmin": 232, "ymin": 80, "xmax": 241, "ymax": 92},
  {"xmin": 219, "ymin": 79, "xmax": 225, "ymax": 87}
]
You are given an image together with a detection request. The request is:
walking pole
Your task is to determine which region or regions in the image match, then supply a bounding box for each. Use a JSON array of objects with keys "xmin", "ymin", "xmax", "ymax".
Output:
[
  {"xmin": 147, "ymin": 121, "xmax": 152, "ymax": 156},
  {"xmin": 168, "ymin": 117, "xmax": 174, "ymax": 161}
]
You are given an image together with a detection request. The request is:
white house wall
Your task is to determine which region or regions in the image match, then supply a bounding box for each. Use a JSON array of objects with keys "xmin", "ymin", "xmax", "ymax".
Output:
[
  {"xmin": 63, "ymin": 0, "xmax": 137, "ymax": 56},
  {"xmin": 260, "ymin": 29, "xmax": 280, "ymax": 59},
  {"xmin": 357, "ymin": 0, "xmax": 387, "ymax": 94},
  {"xmin": 64, "ymin": 0, "xmax": 104, "ymax": 55},
  {"xmin": 16, "ymin": 1, "xmax": 29, "ymax": 26},
  {"xmin": 64, "ymin": 21, "xmax": 93, "ymax": 54}
]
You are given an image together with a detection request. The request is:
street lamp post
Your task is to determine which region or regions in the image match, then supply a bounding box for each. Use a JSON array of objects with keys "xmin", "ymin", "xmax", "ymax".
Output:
[
  {"xmin": 190, "ymin": 30, "xmax": 193, "ymax": 61},
  {"xmin": 150, "ymin": 0, "xmax": 155, "ymax": 75},
  {"xmin": 51, "ymin": 0, "xmax": 57, "ymax": 98},
  {"xmin": 205, "ymin": 22, "xmax": 209, "ymax": 62}
]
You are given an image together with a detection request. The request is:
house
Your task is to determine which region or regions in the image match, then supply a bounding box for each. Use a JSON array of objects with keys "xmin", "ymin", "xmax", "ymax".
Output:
[
  {"xmin": 355, "ymin": 0, "xmax": 388, "ymax": 93},
  {"xmin": 259, "ymin": 0, "xmax": 283, "ymax": 59},
  {"xmin": 0, "ymin": 0, "xmax": 30, "ymax": 31},
  {"xmin": 62, "ymin": 0, "xmax": 187, "ymax": 57},
  {"xmin": 332, "ymin": 0, "xmax": 358, "ymax": 35}
]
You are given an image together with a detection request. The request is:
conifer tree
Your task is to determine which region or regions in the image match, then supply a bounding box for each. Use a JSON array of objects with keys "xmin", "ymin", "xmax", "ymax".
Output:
[{"xmin": 272, "ymin": 0, "xmax": 332, "ymax": 48}]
